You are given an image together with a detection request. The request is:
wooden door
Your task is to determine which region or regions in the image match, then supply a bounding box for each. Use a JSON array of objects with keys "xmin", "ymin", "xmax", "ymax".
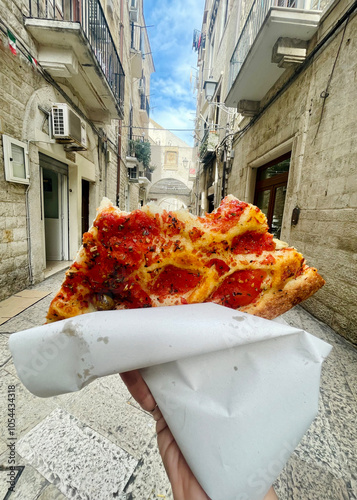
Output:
[{"xmin": 254, "ymin": 153, "xmax": 290, "ymax": 239}]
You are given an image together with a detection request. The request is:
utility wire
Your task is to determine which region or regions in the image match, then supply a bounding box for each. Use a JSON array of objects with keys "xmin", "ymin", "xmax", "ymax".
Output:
[
  {"xmin": 313, "ymin": 14, "xmax": 350, "ymax": 141},
  {"xmin": 121, "ymin": 125, "xmax": 225, "ymax": 131}
]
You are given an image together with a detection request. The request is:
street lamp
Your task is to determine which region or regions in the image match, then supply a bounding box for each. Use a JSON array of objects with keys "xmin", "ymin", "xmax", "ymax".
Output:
[
  {"xmin": 182, "ymin": 158, "xmax": 188, "ymax": 169},
  {"xmin": 203, "ymin": 79, "xmax": 218, "ymax": 102}
]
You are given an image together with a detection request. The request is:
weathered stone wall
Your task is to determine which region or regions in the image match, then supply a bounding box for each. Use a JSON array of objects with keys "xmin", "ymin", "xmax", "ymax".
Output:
[
  {"xmin": 0, "ymin": 13, "xmax": 43, "ymax": 299},
  {"xmin": 0, "ymin": 0, "xmax": 142, "ymax": 300},
  {"xmin": 228, "ymin": 2, "xmax": 357, "ymax": 343},
  {"xmin": 0, "ymin": 181, "xmax": 29, "ymax": 300}
]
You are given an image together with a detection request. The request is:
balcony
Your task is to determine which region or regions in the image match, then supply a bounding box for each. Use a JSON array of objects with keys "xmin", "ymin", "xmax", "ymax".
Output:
[
  {"xmin": 126, "ymin": 135, "xmax": 150, "ymax": 157},
  {"xmin": 139, "ymin": 167, "xmax": 152, "ymax": 186},
  {"xmin": 126, "ymin": 135, "xmax": 140, "ymax": 172},
  {"xmin": 26, "ymin": 0, "xmax": 125, "ymax": 122},
  {"xmin": 126, "ymin": 135, "xmax": 152, "ymax": 182},
  {"xmin": 127, "ymin": 166, "xmax": 151, "ymax": 185},
  {"xmin": 225, "ymin": 0, "xmax": 332, "ymax": 112},
  {"xmin": 199, "ymin": 127, "xmax": 219, "ymax": 163}
]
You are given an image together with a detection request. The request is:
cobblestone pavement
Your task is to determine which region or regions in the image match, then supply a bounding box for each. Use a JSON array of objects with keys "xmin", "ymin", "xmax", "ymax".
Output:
[{"xmin": 0, "ymin": 270, "xmax": 356, "ymax": 500}]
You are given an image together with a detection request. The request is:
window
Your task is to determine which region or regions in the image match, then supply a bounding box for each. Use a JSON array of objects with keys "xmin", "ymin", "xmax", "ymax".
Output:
[
  {"xmin": 209, "ymin": 35, "xmax": 215, "ymax": 74},
  {"xmin": 214, "ymin": 90, "xmax": 221, "ymax": 126},
  {"xmin": 129, "ymin": 103, "xmax": 133, "ymax": 140},
  {"xmin": 129, "ymin": 166, "xmax": 138, "ymax": 181},
  {"xmin": 223, "ymin": 0, "xmax": 229, "ymax": 26},
  {"xmin": 254, "ymin": 153, "xmax": 290, "ymax": 239},
  {"xmin": 220, "ymin": 0, "xmax": 229, "ymax": 42},
  {"xmin": 2, "ymin": 135, "xmax": 29, "ymax": 185},
  {"xmin": 140, "ymin": 28, "xmax": 145, "ymax": 57}
]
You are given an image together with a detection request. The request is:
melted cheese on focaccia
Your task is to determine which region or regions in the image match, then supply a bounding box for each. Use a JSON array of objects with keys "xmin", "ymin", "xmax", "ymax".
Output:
[{"xmin": 46, "ymin": 196, "xmax": 324, "ymax": 322}]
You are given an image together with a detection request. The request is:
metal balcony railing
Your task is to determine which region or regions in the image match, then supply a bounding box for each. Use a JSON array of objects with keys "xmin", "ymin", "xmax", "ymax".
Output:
[
  {"xmin": 199, "ymin": 126, "xmax": 219, "ymax": 161},
  {"xmin": 28, "ymin": 0, "xmax": 125, "ymax": 112},
  {"xmin": 141, "ymin": 167, "xmax": 152, "ymax": 182},
  {"xmin": 127, "ymin": 134, "xmax": 149, "ymax": 157},
  {"xmin": 229, "ymin": 0, "xmax": 330, "ymax": 91},
  {"xmin": 128, "ymin": 165, "xmax": 151, "ymax": 183}
]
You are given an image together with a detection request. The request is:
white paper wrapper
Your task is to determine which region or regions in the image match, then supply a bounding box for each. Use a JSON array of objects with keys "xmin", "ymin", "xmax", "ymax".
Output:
[{"xmin": 9, "ymin": 303, "xmax": 331, "ymax": 500}]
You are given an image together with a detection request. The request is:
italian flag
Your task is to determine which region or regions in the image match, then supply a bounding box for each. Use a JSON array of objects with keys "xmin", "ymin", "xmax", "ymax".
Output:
[
  {"xmin": 7, "ymin": 30, "xmax": 17, "ymax": 55},
  {"xmin": 28, "ymin": 54, "xmax": 38, "ymax": 69}
]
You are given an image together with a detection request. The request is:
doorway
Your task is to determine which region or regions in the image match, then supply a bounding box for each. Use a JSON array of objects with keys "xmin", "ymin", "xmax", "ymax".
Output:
[
  {"xmin": 81, "ymin": 179, "xmax": 90, "ymax": 235},
  {"xmin": 207, "ymin": 194, "xmax": 214, "ymax": 213},
  {"xmin": 40, "ymin": 154, "xmax": 69, "ymax": 261},
  {"xmin": 254, "ymin": 153, "xmax": 290, "ymax": 239}
]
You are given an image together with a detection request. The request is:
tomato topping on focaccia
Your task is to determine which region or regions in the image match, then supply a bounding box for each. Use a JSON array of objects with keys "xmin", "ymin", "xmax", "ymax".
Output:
[{"xmin": 46, "ymin": 195, "xmax": 325, "ymax": 322}]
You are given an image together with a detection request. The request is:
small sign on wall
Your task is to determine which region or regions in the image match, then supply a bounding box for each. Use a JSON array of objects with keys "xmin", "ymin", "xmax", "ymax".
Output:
[{"xmin": 164, "ymin": 147, "xmax": 178, "ymax": 170}]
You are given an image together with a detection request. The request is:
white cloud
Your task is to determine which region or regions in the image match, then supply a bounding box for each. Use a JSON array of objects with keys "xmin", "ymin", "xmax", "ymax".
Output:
[
  {"xmin": 151, "ymin": 104, "xmax": 196, "ymax": 145},
  {"xmin": 144, "ymin": 0, "xmax": 205, "ymax": 146}
]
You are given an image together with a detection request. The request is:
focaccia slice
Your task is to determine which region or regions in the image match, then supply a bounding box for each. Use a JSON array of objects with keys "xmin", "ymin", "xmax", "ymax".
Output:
[{"xmin": 47, "ymin": 195, "xmax": 324, "ymax": 322}]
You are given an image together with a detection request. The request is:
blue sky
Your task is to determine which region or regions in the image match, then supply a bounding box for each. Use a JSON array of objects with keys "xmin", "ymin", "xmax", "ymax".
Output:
[{"xmin": 143, "ymin": 0, "xmax": 205, "ymax": 146}]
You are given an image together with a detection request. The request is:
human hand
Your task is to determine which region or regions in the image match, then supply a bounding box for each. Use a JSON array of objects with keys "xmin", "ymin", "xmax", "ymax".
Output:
[
  {"xmin": 120, "ymin": 369, "xmax": 277, "ymax": 500},
  {"xmin": 120, "ymin": 369, "xmax": 209, "ymax": 499}
]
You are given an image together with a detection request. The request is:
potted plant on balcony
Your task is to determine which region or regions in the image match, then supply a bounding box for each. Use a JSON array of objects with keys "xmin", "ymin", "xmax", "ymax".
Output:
[{"xmin": 129, "ymin": 139, "xmax": 151, "ymax": 169}]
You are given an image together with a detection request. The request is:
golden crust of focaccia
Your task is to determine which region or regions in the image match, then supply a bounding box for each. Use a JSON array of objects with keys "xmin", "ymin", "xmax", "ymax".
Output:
[
  {"xmin": 241, "ymin": 266, "xmax": 325, "ymax": 319},
  {"xmin": 46, "ymin": 195, "xmax": 324, "ymax": 322}
]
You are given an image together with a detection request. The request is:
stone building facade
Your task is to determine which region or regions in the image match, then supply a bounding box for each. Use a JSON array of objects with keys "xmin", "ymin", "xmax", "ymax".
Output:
[
  {"xmin": 0, "ymin": 0, "xmax": 153, "ymax": 300},
  {"xmin": 194, "ymin": 0, "xmax": 357, "ymax": 344},
  {"xmin": 147, "ymin": 118, "xmax": 194, "ymax": 210}
]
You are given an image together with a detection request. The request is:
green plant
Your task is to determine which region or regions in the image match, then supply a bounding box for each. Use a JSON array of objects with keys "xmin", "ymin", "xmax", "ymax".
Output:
[{"xmin": 129, "ymin": 139, "xmax": 151, "ymax": 169}]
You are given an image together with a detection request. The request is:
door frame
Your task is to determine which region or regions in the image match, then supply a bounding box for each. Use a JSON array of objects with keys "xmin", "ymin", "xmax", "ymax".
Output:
[
  {"xmin": 81, "ymin": 178, "xmax": 90, "ymax": 235},
  {"xmin": 253, "ymin": 152, "xmax": 290, "ymax": 235},
  {"xmin": 40, "ymin": 154, "xmax": 69, "ymax": 261}
]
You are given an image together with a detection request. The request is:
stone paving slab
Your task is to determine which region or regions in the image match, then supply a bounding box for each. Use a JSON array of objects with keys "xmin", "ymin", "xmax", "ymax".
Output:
[
  {"xmin": 0, "ymin": 316, "xmax": 39, "ymax": 334},
  {"xmin": 121, "ymin": 434, "xmax": 173, "ymax": 500},
  {"xmin": 275, "ymin": 307, "xmax": 357, "ymax": 500},
  {"xmin": 0, "ymin": 291, "xmax": 50, "ymax": 323},
  {"xmin": 0, "ymin": 450, "xmax": 51, "ymax": 500},
  {"xmin": 0, "ymin": 369, "xmax": 57, "ymax": 442},
  {"xmin": 58, "ymin": 375, "xmax": 157, "ymax": 460},
  {"xmin": 17, "ymin": 408, "xmax": 138, "ymax": 500},
  {"xmin": 0, "ymin": 438, "xmax": 7, "ymax": 457},
  {"xmin": 275, "ymin": 454, "xmax": 351, "ymax": 500},
  {"xmin": 36, "ymin": 483, "xmax": 68, "ymax": 500},
  {"xmin": 0, "ymin": 334, "xmax": 11, "ymax": 369}
]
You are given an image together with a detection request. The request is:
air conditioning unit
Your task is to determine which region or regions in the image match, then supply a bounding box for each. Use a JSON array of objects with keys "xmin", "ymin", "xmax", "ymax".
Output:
[
  {"xmin": 129, "ymin": 0, "xmax": 138, "ymax": 22},
  {"xmin": 51, "ymin": 103, "xmax": 87, "ymax": 150}
]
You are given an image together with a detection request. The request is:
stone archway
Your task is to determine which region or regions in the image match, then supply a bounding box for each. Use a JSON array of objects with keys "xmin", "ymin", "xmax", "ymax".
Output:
[
  {"xmin": 148, "ymin": 178, "xmax": 192, "ymax": 208},
  {"xmin": 158, "ymin": 197, "xmax": 187, "ymax": 211}
]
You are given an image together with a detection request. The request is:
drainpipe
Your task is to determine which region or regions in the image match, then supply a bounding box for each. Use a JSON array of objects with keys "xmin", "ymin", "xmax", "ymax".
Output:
[
  {"xmin": 104, "ymin": 137, "xmax": 108, "ymax": 197},
  {"xmin": 117, "ymin": 123, "xmax": 122, "ymax": 207},
  {"xmin": 25, "ymin": 184, "xmax": 34, "ymax": 285},
  {"xmin": 98, "ymin": 139, "xmax": 102, "ymax": 186},
  {"xmin": 116, "ymin": 0, "xmax": 124, "ymax": 207},
  {"xmin": 120, "ymin": 0, "xmax": 124, "ymax": 61}
]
